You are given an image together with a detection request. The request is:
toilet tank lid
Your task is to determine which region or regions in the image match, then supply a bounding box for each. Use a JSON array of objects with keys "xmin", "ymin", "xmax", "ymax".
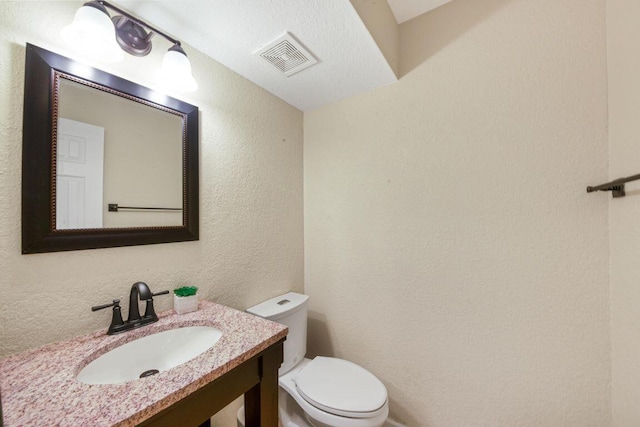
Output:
[{"xmin": 246, "ymin": 292, "xmax": 309, "ymax": 320}]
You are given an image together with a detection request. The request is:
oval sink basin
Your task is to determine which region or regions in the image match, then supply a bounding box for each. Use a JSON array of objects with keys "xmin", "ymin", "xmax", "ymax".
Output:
[{"xmin": 76, "ymin": 326, "xmax": 223, "ymax": 385}]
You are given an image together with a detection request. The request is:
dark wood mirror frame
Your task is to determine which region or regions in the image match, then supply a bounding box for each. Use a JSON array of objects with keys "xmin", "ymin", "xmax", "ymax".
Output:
[{"xmin": 22, "ymin": 44, "xmax": 199, "ymax": 254}]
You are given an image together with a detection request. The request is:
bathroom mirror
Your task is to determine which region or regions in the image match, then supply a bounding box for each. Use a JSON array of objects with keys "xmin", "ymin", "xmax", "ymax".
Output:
[{"xmin": 22, "ymin": 44, "xmax": 199, "ymax": 254}]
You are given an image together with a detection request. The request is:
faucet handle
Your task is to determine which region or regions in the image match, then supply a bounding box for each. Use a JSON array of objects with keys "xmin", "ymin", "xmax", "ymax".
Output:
[
  {"xmin": 143, "ymin": 290, "xmax": 169, "ymax": 320},
  {"xmin": 91, "ymin": 299, "xmax": 121, "ymax": 311},
  {"xmin": 91, "ymin": 299, "xmax": 126, "ymax": 335},
  {"xmin": 151, "ymin": 290, "xmax": 170, "ymax": 298}
]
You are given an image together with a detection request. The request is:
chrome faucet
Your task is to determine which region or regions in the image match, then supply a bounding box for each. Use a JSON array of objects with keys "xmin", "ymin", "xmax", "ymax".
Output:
[{"xmin": 92, "ymin": 282, "xmax": 169, "ymax": 335}]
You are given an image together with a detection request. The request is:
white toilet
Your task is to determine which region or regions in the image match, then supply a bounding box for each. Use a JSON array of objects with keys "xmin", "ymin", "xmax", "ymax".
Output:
[{"xmin": 238, "ymin": 292, "xmax": 388, "ymax": 427}]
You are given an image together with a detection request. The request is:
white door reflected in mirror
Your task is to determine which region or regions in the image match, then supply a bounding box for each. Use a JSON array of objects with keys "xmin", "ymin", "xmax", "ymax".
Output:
[{"xmin": 56, "ymin": 118, "xmax": 105, "ymax": 229}]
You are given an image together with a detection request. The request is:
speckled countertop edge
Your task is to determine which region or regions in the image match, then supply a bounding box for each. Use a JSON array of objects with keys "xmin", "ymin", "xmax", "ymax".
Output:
[{"xmin": 0, "ymin": 300, "xmax": 288, "ymax": 427}]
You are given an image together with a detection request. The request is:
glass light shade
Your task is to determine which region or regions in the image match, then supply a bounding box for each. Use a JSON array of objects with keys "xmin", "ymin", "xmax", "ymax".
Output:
[
  {"xmin": 61, "ymin": 4, "xmax": 124, "ymax": 63},
  {"xmin": 156, "ymin": 47, "xmax": 198, "ymax": 92}
]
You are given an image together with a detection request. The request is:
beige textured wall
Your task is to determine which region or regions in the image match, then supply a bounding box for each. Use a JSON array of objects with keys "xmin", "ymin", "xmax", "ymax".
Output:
[
  {"xmin": 304, "ymin": 0, "xmax": 610, "ymax": 425},
  {"xmin": 0, "ymin": 4, "xmax": 302, "ymax": 424},
  {"xmin": 607, "ymin": 0, "xmax": 640, "ymax": 425}
]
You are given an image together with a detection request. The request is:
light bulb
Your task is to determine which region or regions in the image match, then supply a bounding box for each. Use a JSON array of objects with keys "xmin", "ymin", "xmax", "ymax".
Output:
[
  {"xmin": 156, "ymin": 45, "xmax": 198, "ymax": 92},
  {"xmin": 61, "ymin": 2, "xmax": 123, "ymax": 63}
]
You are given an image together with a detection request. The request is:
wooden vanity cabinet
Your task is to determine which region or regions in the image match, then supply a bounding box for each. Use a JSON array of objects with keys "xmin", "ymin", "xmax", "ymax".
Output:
[{"xmin": 139, "ymin": 339, "xmax": 283, "ymax": 427}]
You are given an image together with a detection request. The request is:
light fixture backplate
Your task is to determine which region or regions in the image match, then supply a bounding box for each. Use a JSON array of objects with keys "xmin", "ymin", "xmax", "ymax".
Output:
[{"xmin": 112, "ymin": 16, "xmax": 152, "ymax": 57}]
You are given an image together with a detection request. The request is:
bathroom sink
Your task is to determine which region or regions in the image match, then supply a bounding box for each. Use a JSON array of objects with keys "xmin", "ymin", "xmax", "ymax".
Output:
[{"xmin": 76, "ymin": 326, "xmax": 223, "ymax": 385}]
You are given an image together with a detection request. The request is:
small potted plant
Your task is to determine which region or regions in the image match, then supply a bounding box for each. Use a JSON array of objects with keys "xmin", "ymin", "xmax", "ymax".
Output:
[{"xmin": 173, "ymin": 286, "xmax": 198, "ymax": 314}]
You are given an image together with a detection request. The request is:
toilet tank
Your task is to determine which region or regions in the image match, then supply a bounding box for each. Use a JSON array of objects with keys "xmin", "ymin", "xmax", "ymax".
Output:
[{"xmin": 246, "ymin": 292, "xmax": 309, "ymax": 375}]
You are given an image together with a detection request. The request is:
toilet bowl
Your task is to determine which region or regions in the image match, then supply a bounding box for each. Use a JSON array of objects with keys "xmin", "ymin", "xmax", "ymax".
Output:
[
  {"xmin": 279, "ymin": 357, "xmax": 388, "ymax": 427},
  {"xmin": 238, "ymin": 292, "xmax": 389, "ymax": 427}
]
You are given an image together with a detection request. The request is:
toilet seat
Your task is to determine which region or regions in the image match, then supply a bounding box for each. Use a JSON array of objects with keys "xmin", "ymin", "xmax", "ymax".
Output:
[{"xmin": 295, "ymin": 357, "xmax": 388, "ymax": 418}]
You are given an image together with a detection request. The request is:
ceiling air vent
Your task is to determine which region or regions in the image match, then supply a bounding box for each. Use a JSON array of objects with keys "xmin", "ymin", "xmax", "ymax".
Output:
[{"xmin": 255, "ymin": 32, "xmax": 318, "ymax": 77}]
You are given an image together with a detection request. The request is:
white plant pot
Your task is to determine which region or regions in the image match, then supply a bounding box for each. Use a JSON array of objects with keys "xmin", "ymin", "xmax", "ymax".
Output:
[{"xmin": 174, "ymin": 294, "xmax": 198, "ymax": 314}]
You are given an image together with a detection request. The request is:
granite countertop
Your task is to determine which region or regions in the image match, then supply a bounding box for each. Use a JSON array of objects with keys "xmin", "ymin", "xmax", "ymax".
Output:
[{"xmin": 0, "ymin": 300, "xmax": 288, "ymax": 426}]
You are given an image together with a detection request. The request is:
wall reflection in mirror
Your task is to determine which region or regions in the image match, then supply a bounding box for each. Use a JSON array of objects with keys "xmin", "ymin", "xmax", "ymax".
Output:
[{"xmin": 56, "ymin": 76, "xmax": 184, "ymax": 230}]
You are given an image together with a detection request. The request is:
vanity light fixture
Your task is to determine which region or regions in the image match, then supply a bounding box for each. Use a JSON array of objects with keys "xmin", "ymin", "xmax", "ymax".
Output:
[{"xmin": 61, "ymin": 0, "xmax": 198, "ymax": 92}]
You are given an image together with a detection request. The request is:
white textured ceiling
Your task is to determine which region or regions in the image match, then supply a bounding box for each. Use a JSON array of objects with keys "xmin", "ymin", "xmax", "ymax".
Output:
[
  {"xmin": 114, "ymin": 1, "xmax": 450, "ymax": 111},
  {"xmin": 116, "ymin": 0, "xmax": 396, "ymax": 111}
]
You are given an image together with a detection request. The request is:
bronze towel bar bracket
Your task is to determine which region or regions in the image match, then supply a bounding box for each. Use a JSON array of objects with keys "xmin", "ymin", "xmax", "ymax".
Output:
[{"xmin": 587, "ymin": 173, "xmax": 640, "ymax": 198}]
